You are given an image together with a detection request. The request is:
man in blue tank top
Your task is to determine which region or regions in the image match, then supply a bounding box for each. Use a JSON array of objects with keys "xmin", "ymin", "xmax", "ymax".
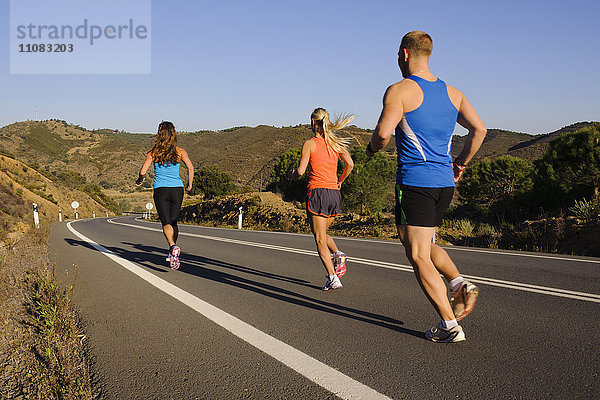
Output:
[{"xmin": 367, "ymin": 31, "xmax": 487, "ymax": 342}]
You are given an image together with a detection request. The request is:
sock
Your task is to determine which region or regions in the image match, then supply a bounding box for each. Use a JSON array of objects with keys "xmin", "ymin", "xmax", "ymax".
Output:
[
  {"xmin": 442, "ymin": 319, "xmax": 458, "ymax": 329},
  {"xmin": 449, "ymin": 276, "xmax": 464, "ymax": 293}
]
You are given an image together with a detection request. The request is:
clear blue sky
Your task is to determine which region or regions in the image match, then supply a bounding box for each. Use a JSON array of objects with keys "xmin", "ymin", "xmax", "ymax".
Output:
[{"xmin": 2, "ymin": 0, "xmax": 599, "ymax": 135}]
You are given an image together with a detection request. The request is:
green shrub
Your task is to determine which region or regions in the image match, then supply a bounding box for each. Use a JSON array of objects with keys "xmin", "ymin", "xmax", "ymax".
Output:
[
  {"xmin": 191, "ymin": 165, "xmax": 235, "ymax": 199},
  {"xmin": 454, "ymin": 219, "xmax": 474, "ymax": 236},
  {"xmin": 441, "ymin": 219, "xmax": 454, "ymax": 229},
  {"xmin": 476, "ymin": 222, "xmax": 498, "ymax": 236},
  {"xmin": 569, "ymin": 197, "xmax": 600, "ymax": 220},
  {"xmin": 341, "ymin": 147, "xmax": 395, "ymax": 215},
  {"xmin": 372, "ymin": 211, "xmax": 384, "ymax": 224},
  {"xmin": 268, "ymin": 148, "xmax": 308, "ymax": 202}
]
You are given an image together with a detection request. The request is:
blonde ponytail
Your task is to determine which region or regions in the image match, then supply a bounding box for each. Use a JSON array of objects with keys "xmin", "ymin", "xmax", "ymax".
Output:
[{"xmin": 311, "ymin": 108, "xmax": 355, "ymax": 154}]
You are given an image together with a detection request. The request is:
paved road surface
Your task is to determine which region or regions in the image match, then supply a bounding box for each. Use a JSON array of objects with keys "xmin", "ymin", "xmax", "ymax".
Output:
[{"xmin": 49, "ymin": 216, "xmax": 600, "ymax": 399}]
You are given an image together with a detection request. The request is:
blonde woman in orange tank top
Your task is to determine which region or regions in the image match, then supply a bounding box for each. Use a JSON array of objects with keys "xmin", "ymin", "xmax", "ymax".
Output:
[{"xmin": 287, "ymin": 108, "xmax": 354, "ymax": 290}]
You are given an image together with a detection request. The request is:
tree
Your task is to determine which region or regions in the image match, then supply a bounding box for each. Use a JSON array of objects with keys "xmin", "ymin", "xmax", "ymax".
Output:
[
  {"xmin": 190, "ymin": 165, "xmax": 234, "ymax": 199},
  {"xmin": 268, "ymin": 148, "xmax": 308, "ymax": 202},
  {"xmin": 535, "ymin": 125, "xmax": 600, "ymax": 207},
  {"xmin": 458, "ymin": 155, "xmax": 534, "ymax": 219},
  {"xmin": 341, "ymin": 147, "xmax": 395, "ymax": 215}
]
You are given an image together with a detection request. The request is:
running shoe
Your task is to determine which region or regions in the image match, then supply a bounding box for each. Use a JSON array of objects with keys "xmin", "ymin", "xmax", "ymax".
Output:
[
  {"xmin": 169, "ymin": 246, "xmax": 181, "ymax": 270},
  {"xmin": 451, "ymin": 280, "xmax": 479, "ymax": 321},
  {"xmin": 333, "ymin": 251, "xmax": 347, "ymax": 277},
  {"xmin": 321, "ymin": 275, "xmax": 343, "ymax": 291},
  {"xmin": 425, "ymin": 323, "xmax": 466, "ymax": 343}
]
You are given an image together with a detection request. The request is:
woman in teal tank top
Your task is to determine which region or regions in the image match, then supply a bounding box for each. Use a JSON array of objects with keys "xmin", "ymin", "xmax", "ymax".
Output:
[{"xmin": 136, "ymin": 121, "xmax": 194, "ymax": 269}]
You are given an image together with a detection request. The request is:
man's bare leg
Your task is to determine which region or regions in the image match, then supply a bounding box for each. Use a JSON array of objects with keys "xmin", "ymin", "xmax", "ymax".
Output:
[
  {"xmin": 430, "ymin": 243, "xmax": 460, "ymax": 282},
  {"xmin": 398, "ymin": 225, "xmax": 455, "ymax": 321}
]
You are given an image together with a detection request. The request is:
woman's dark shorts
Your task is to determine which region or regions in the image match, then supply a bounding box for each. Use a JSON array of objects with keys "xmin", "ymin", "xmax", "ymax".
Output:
[
  {"xmin": 307, "ymin": 188, "xmax": 341, "ymax": 218},
  {"xmin": 395, "ymin": 184, "xmax": 454, "ymax": 227},
  {"xmin": 153, "ymin": 187, "xmax": 184, "ymax": 226}
]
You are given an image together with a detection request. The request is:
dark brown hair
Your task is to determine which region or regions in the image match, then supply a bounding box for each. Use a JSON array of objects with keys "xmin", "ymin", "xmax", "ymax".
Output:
[{"xmin": 150, "ymin": 121, "xmax": 179, "ymax": 165}]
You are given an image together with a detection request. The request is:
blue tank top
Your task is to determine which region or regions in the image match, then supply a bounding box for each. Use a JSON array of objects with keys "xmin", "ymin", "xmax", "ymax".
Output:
[
  {"xmin": 153, "ymin": 162, "xmax": 184, "ymax": 188},
  {"xmin": 395, "ymin": 75, "xmax": 458, "ymax": 188}
]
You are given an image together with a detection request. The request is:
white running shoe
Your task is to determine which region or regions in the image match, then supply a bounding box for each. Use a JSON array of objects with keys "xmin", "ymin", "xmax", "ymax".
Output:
[
  {"xmin": 451, "ymin": 280, "xmax": 479, "ymax": 321},
  {"xmin": 425, "ymin": 323, "xmax": 466, "ymax": 343},
  {"xmin": 321, "ymin": 275, "xmax": 343, "ymax": 291}
]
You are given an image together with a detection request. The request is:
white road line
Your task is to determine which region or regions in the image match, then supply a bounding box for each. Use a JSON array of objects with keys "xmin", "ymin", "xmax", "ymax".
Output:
[
  {"xmin": 107, "ymin": 218, "xmax": 600, "ymax": 303},
  {"xmin": 67, "ymin": 221, "xmax": 391, "ymax": 400},
  {"xmin": 440, "ymin": 246, "xmax": 600, "ymax": 264},
  {"xmin": 134, "ymin": 217, "xmax": 600, "ymax": 264}
]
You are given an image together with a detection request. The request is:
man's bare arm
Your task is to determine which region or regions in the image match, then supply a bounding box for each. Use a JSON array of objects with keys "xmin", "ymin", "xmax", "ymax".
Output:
[
  {"xmin": 455, "ymin": 94, "xmax": 487, "ymax": 165},
  {"xmin": 454, "ymin": 94, "xmax": 487, "ymax": 180},
  {"xmin": 367, "ymin": 84, "xmax": 405, "ymax": 156}
]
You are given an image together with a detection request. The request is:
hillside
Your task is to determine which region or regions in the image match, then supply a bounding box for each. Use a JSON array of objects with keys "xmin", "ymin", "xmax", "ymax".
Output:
[
  {"xmin": 505, "ymin": 121, "xmax": 600, "ymax": 160},
  {"xmin": 1, "ymin": 119, "xmax": 598, "ymax": 213},
  {"xmin": 0, "ymin": 154, "xmax": 109, "ymax": 241},
  {"xmin": 0, "ymin": 121, "xmax": 375, "ymax": 196},
  {"xmin": 0, "ymin": 120, "xmax": 154, "ymax": 192},
  {"xmin": 450, "ymin": 122, "xmax": 600, "ymax": 162},
  {"xmin": 179, "ymin": 124, "xmax": 377, "ymax": 190}
]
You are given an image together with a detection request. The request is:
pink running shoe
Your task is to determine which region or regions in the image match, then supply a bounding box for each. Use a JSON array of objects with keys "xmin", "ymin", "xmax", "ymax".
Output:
[{"xmin": 169, "ymin": 246, "xmax": 181, "ymax": 270}]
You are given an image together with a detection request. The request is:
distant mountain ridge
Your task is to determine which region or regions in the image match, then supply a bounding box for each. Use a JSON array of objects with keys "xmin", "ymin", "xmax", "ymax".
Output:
[
  {"xmin": 450, "ymin": 121, "xmax": 599, "ymax": 161},
  {"xmin": 0, "ymin": 120, "xmax": 597, "ymax": 197}
]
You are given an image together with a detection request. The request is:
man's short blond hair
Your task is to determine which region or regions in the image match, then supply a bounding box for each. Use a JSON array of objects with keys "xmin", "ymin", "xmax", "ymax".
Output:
[{"xmin": 400, "ymin": 31, "xmax": 433, "ymax": 58}]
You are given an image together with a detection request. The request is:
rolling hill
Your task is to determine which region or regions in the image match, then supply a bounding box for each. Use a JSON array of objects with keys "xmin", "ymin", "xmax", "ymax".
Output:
[
  {"xmin": 0, "ymin": 153, "xmax": 110, "ymax": 241},
  {"xmin": 0, "ymin": 119, "xmax": 597, "ymax": 214}
]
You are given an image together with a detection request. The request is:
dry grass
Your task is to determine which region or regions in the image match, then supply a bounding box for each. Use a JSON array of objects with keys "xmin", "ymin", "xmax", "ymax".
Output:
[
  {"xmin": 0, "ymin": 155, "xmax": 110, "ymax": 222},
  {"xmin": 0, "ymin": 228, "xmax": 94, "ymax": 399}
]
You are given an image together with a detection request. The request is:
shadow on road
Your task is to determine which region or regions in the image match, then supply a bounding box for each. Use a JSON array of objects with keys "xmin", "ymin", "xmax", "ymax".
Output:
[{"xmin": 65, "ymin": 238, "xmax": 425, "ymax": 340}]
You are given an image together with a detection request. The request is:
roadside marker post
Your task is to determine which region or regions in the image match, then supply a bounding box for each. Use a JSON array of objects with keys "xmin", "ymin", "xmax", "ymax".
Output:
[
  {"xmin": 71, "ymin": 201, "xmax": 79, "ymax": 220},
  {"xmin": 32, "ymin": 203, "xmax": 39, "ymax": 228},
  {"xmin": 238, "ymin": 206, "xmax": 243, "ymax": 229},
  {"xmin": 145, "ymin": 203, "xmax": 153, "ymax": 220}
]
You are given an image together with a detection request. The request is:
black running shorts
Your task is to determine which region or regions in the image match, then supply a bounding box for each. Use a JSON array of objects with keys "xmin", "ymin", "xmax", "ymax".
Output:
[
  {"xmin": 395, "ymin": 184, "xmax": 453, "ymax": 227},
  {"xmin": 153, "ymin": 187, "xmax": 184, "ymax": 227},
  {"xmin": 307, "ymin": 188, "xmax": 341, "ymax": 218}
]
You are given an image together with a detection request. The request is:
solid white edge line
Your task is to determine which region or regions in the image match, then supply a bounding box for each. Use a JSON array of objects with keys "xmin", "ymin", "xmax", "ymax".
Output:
[
  {"xmin": 67, "ymin": 221, "xmax": 391, "ymax": 400},
  {"xmin": 107, "ymin": 218, "xmax": 600, "ymax": 303}
]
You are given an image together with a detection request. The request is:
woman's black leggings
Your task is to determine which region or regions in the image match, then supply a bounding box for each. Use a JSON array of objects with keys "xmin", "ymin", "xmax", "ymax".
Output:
[{"xmin": 153, "ymin": 187, "xmax": 184, "ymax": 227}]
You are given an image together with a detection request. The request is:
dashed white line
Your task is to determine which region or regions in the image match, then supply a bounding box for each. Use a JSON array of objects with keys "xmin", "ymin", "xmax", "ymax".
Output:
[{"xmin": 135, "ymin": 217, "xmax": 600, "ymax": 264}]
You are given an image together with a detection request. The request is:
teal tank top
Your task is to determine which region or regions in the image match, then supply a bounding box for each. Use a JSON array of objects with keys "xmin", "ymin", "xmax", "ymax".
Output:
[{"xmin": 153, "ymin": 162, "xmax": 183, "ymax": 188}]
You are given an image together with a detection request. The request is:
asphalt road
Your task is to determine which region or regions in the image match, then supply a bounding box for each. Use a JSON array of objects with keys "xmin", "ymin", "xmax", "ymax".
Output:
[{"xmin": 49, "ymin": 216, "xmax": 600, "ymax": 399}]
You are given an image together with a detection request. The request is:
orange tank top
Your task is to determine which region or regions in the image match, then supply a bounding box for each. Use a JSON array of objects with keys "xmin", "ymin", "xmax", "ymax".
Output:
[{"xmin": 308, "ymin": 137, "xmax": 339, "ymax": 190}]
